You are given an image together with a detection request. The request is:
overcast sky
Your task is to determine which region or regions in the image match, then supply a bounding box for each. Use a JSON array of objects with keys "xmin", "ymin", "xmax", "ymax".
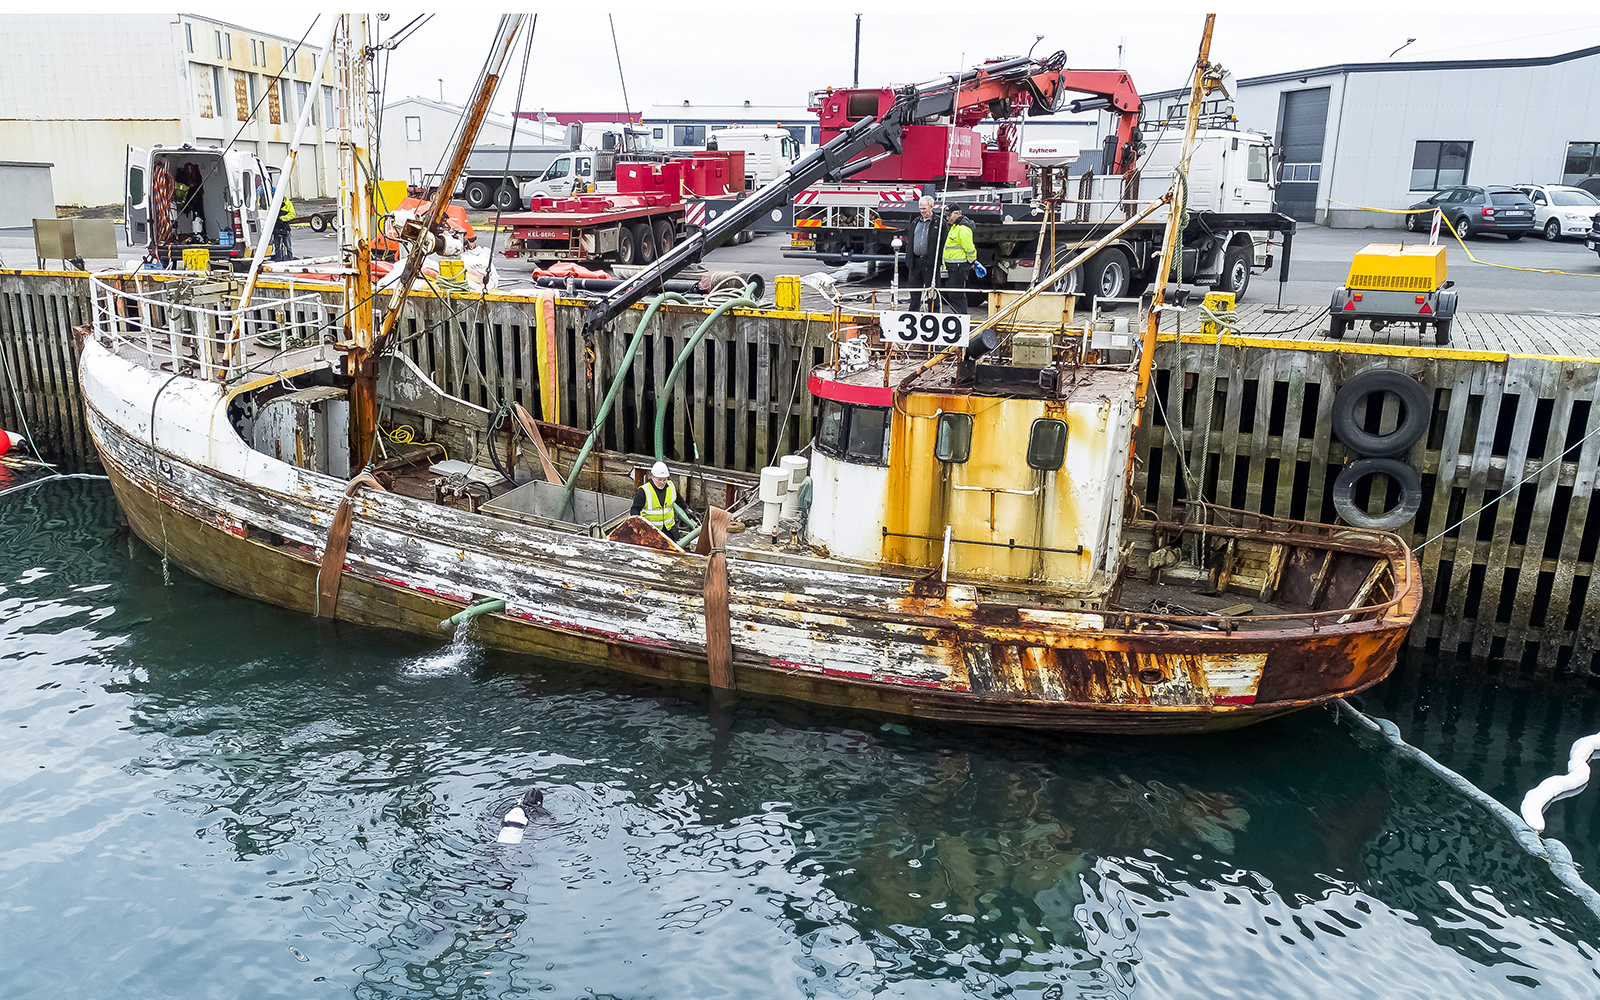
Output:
[{"xmin": 104, "ymin": 3, "xmax": 1600, "ymax": 114}]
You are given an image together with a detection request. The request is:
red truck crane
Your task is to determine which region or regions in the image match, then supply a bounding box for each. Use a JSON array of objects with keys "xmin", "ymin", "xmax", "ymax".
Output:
[{"xmin": 582, "ymin": 52, "xmax": 1076, "ymax": 334}]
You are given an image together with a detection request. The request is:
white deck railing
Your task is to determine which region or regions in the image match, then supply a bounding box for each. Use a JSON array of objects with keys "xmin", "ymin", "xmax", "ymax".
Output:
[{"xmin": 90, "ymin": 274, "xmax": 337, "ymax": 381}]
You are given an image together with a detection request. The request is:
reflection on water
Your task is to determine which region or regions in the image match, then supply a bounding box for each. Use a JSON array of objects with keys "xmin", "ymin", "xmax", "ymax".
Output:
[{"xmin": 3, "ymin": 476, "xmax": 1599, "ymax": 998}]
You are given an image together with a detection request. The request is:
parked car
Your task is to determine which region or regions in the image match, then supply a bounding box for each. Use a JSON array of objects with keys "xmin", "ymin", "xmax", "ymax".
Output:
[
  {"xmin": 1588, "ymin": 212, "xmax": 1600, "ymax": 260},
  {"xmin": 1406, "ymin": 185, "xmax": 1537, "ymax": 240},
  {"xmin": 1511, "ymin": 183, "xmax": 1600, "ymax": 240}
]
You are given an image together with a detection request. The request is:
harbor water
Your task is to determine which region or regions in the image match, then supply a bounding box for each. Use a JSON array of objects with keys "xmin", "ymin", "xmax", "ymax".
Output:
[{"xmin": 4, "ymin": 468, "xmax": 1600, "ymax": 998}]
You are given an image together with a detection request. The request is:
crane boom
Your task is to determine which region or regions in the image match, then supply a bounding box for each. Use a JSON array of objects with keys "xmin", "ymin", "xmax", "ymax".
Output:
[{"xmin": 581, "ymin": 52, "xmax": 1089, "ymax": 335}]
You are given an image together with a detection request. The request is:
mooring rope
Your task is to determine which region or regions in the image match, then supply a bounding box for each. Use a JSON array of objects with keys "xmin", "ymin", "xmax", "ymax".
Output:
[{"xmin": 1334, "ymin": 698, "xmax": 1600, "ymax": 923}]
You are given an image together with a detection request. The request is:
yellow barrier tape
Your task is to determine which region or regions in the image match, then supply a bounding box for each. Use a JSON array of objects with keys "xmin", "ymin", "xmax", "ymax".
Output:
[{"xmin": 1327, "ymin": 201, "xmax": 1600, "ymax": 279}]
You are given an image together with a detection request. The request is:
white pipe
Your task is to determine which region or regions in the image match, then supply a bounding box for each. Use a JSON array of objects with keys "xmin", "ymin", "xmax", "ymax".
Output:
[
  {"xmin": 234, "ymin": 17, "xmax": 339, "ymax": 326},
  {"xmin": 1521, "ymin": 733, "xmax": 1600, "ymax": 833}
]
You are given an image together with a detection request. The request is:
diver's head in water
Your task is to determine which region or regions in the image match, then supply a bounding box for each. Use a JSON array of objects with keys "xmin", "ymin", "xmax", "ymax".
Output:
[{"xmin": 496, "ymin": 787, "xmax": 544, "ymax": 845}]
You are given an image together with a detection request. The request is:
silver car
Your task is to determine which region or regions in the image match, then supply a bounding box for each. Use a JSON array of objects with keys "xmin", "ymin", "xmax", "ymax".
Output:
[{"xmin": 1513, "ymin": 184, "xmax": 1600, "ymax": 240}]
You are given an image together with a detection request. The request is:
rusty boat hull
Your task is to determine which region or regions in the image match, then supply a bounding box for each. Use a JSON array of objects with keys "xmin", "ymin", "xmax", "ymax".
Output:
[{"xmin": 81, "ymin": 336, "xmax": 1420, "ymax": 735}]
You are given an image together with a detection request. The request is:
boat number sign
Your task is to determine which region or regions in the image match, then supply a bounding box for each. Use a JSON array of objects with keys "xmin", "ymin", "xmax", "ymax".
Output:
[{"xmin": 882, "ymin": 311, "xmax": 970, "ymax": 348}]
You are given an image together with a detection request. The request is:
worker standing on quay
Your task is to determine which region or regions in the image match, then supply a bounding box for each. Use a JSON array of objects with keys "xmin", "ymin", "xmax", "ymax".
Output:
[
  {"xmin": 272, "ymin": 188, "xmax": 296, "ymax": 261},
  {"xmin": 632, "ymin": 461, "xmax": 683, "ymax": 542},
  {"xmin": 906, "ymin": 195, "xmax": 943, "ymax": 311},
  {"xmin": 941, "ymin": 206, "xmax": 977, "ymax": 311}
]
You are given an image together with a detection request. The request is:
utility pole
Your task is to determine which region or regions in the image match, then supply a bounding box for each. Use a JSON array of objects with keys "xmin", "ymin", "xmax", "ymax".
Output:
[
  {"xmin": 438, "ymin": 78, "xmax": 444, "ymax": 101},
  {"xmin": 853, "ymin": 14, "xmax": 861, "ymax": 87}
]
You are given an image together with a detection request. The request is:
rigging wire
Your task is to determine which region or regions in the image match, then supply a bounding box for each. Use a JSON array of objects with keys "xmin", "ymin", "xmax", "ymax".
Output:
[{"xmin": 608, "ymin": 15, "xmax": 634, "ymax": 124}]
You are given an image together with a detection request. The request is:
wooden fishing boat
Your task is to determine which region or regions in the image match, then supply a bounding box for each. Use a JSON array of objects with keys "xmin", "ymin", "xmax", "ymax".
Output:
[{"xmin": 77, "ymin": 14, "xmax": 1419, "ymax": 733}]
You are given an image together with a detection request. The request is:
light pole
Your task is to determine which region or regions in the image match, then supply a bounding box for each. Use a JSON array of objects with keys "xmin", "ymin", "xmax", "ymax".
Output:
[
  {"xmin": 1389, "ymin": 37, "xmax": 1417, "ymax": 58},
  {"xmin": 853, "ymin": 14, "xmax": 862, "ymax": 87}
]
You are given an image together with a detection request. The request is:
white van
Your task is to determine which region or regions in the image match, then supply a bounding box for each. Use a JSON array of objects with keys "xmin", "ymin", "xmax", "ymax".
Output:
[
  {"xmin": 521, "ymin": 152, "xmax": 603, "ymax": 200},
  {"xmin": 705, "ymin": 128, "xmax": 801, "ymax": 189},
  {"xmin": 125, "ymin": 144, "xmax": 274, "ymax": 268}
]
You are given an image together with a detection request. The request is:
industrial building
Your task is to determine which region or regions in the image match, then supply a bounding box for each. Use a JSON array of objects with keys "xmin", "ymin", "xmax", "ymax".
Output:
[
  {"xmin": 0, "ymin": 13, "xmax": 340, "ymax": 209},
  {"xmin": 1145, "ymin": 43, "xmax": 1600, "ymax": 226},
  {"xmin": 377, "ymin": 97, "xmax": 536, "ymax": 192}
]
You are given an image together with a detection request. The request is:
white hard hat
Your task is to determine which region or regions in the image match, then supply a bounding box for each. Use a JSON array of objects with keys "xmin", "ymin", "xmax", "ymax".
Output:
[{"xmin": 650, "ymin": 461, "xmax": 670, "ymax": 478}]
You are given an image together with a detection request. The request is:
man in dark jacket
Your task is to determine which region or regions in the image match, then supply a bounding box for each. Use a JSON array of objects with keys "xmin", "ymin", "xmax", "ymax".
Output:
[{"xmin": 904, "ymin": 195, "xmax": 943, "ymax": 311}]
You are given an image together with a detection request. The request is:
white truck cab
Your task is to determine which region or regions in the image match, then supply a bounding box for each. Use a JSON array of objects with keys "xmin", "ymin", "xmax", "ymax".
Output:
[
  {"xmin": 1139, "ymin": 127, "xmax": 1275, "ymax": 214},
  {"xmin": 522, "ymin": 153, "xmax": 600, "ymax": 199},
  {"xmin": 705, "ymin": 127, "xmax": 801, "ymax": 189},
  {"xmin": 125, "ymin": 143, "xmax": 273, "ymax": 268}
]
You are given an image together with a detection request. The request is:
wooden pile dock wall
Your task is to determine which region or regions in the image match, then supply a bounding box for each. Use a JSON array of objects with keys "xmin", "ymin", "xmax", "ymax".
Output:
[{"xmin": 5, "ymin": 268, "xmax": 1600, "ymax": 677}]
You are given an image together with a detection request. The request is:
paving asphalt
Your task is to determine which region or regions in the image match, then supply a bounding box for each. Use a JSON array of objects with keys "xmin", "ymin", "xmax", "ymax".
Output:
[{"xmin": 5, "ymin": 215, "xmax": 1598, "ymax": 316}]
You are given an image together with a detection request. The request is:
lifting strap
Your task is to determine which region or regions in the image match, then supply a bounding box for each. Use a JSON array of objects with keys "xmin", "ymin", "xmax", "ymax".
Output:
[
  {"xmin": 512, "ymin": 403, "xmax": 562, "ymax": 485},
  {"xmin": 316, "ymin": 472, "xmax": 386, "ymax": 618}
]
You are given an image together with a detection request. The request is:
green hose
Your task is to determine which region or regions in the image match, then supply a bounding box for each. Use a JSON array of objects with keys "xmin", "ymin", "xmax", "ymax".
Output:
[
  {"xmin": 558, "ymin": 292, "xmax": 687, "ymax": 519},
  {"xmin": 440, "ymin": 598, "xmax": 505, "ymax": 630},
  {"xmin": 653, "ymin": 286, "xmax": 757, "ymax": 462}
]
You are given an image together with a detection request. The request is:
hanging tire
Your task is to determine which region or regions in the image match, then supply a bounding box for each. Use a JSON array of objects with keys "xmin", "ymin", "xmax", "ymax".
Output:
[
  {"xmin": 1211, "ymin": 243, "xmax": 1251, "ymax": 299},
  {"xmin": 1085, "ymin": 247, "xmax": 1132, "ymax": 298},
  {"xmin": 1332, "ymin": 458, "xmax": 1423, "ymax": 531},
  {"xmin": 1331, "ymin": 369, "xmax": 1431, "ymax": 457},
  {"xmin": 653, "ymin": 218, "xmax": 677, "ymax": 257}
]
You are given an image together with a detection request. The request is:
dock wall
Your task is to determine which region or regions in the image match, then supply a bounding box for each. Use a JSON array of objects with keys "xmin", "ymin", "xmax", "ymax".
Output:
[{"xmin": 3, "ymin": 268, "xmax": 1597, "ymax": 677}]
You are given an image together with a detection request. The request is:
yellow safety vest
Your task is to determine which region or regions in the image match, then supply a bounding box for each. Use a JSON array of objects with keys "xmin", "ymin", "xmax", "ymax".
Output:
[
  {"xmin": 279, "ymin": 198, "xmax": 296, "ymax": 223},
  {"xmin": 641, "ymin": 480, "xmax": 676, "ymax": 531}
]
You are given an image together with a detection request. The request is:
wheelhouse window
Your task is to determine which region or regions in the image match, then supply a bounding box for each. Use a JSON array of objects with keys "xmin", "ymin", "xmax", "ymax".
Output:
[
  {"xmin": 1411, "ymin": 140, "xmax": 1472, "ymax": 191},
  {"xmin": 1026, "ymin": 418, "xmax": 1068, "ymax": 471},
  {"xmin": 934, "ymin": 412, "xmax": 972, "ymax": 464},
  {"xmin": 814, "ymin": 399, "xmax": 891, "ymax": 466}
]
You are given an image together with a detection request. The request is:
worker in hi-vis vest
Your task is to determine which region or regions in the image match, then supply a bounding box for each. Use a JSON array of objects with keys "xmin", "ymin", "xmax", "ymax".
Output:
[
  {"xmin": 631, "ymin": 461, "xmax": 683, "ymax": 541},
  {"xmin": 940, "ymin": 205, "xmax": 977, "ymax": 311},
  {"xmin": 272, "ymin": 187, "xmax": 296, "ymax": 261}
]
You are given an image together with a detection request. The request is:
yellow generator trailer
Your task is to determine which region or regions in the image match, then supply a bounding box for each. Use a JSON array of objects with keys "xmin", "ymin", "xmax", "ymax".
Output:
[{"xmin": 1329, "ymin": 243, "xmax": 1457, "ymax": 345}]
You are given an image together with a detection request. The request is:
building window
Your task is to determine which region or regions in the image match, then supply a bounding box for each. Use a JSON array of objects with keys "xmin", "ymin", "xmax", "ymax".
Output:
[
  {"xmin": 405, "ymin": 116, "xmax": 422, "ymax": 142},
  {"xmin": 1410, "ymin": 140, "xmax": 1472, "ymax": 191},
  {"xmin": 212, "ymin": 66, "xmax": 226, "ymax": 119},
  {"xmin": 185, "ymin": 23, "xmax": 193, "ymax": 53},
  {"xmin": 268, "ymin": 79, "xmax": 283, "ymax": 125},
  {"xmin": 1278, "ymin": 163, "xmax": 1322, "ymax": 183},
  {"xmin": 215, "ymin": 30, "xmax": 223, "ymax": 58},
  {"xmin": 673, "ymin": 125, "xmax": 706, "ymax": 147},
  {"xmin": 323, "ymin": 86, "xmax": 335, "ymax": 128},
  {"xmin": 409, "ymin": 166, "xmax": 424, "ymax": 188},
  {"xmin": 247, "ymin": 73, "xmax": 261, "ymax": 115},
  {"xmin": 194, "ymin": 63, "xmax": 214, "ymax": 118},
  {"xmin": 282, "ymin": 44, "xmax": 291, "ymax": 68},
  {"xmin": 811, "ymin": 127, "xmax": 821, "ymax": 145},
  {"xmin": 653, "ymin": 127, "xmax": 664, "ymax": 140},
  {"xmin": 225, "ymin": 32, "xmax": 232, "ymax": 61},
  {"xmin": 934, "ymin": 412, "xmax": 972, "ymax": 464},
  {"xmin": 1026, "ymin": 419, "xmax": 1068, "ymax": 471},
  {"xmin": 233, "ymin": 71, "xmax": 250, "ymax": 120},
  {"xmin": 296, "ymin": 81, "xmax": 312, "ymax": 125}
]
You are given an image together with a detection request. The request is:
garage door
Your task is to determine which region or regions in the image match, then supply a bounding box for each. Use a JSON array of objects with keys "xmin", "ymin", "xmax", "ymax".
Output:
[{"xmin": 1276, "ymin": 87, "xmax": 1329, "ymax": 223}]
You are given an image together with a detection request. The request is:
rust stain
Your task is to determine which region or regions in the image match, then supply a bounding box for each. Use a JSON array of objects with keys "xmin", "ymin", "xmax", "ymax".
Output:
[{"xmin": 608, "ymin": 515, "xmax": 679, "ymax": 551}]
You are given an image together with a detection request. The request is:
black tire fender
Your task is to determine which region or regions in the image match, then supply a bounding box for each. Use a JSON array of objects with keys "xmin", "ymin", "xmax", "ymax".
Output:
[
  {"xmin": 1332, "ymin": 458, "xmax": 1423, "ymax": 531},
  {"xmin": 1331, "ymin": 369, "xmax": 1430, "ymax": 457}
]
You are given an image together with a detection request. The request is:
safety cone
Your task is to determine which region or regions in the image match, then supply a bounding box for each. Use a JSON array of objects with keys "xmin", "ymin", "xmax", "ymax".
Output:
[{"xmin": 0, "ymin": 429, "xmax": 21, "ymax": 454}]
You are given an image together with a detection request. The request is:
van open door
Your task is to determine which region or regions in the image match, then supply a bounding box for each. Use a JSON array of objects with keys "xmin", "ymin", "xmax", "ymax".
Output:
[{"xmin": 125, "ymin": 145, "xmax": 149, "ymax": 247}]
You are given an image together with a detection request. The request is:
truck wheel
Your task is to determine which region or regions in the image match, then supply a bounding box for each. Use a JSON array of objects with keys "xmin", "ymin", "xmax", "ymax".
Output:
[
  {"xmin": 464, "ymin": 180, "xmax": 492, "ymax": 210},
  {"xmin": 494, "ymin": 185, "xmax": 521, "ymax": 212},
  {"xmin": 1085, "ymin": 248, "xmax": 1132, "ymax": 299},
  {"xmin": 1212, "ymin": 245, "xmax": 1251, "ymax": 299},
  {"xmin": 632, "ymin": 222, "xmax": 656, "ymax": 264},
  {"xmin": 615, "ymin": 225, "xmax": 637, "ymax": 265},
  {"xmin": 653, "ymin": 218, "xmax": 676, "ymax": 256},
  {"xmin": 308, "ymin": 213, "xmax": 328, "ymax": 233}
]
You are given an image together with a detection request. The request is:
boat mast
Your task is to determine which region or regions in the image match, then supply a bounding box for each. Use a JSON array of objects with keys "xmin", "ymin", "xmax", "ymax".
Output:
[
  {"xmin": 1133, "ymin": 14, "xmax": 1216, "ymax": 414},
  {"xmin": 338, "ymin": 13, "xmax": 379, "ymax": 469}
]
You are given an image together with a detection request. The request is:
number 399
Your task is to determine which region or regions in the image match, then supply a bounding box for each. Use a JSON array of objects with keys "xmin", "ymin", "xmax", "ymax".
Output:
[{"xmin": 893, "ymin": 312, "xmax": 965, "ymax": 345}]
